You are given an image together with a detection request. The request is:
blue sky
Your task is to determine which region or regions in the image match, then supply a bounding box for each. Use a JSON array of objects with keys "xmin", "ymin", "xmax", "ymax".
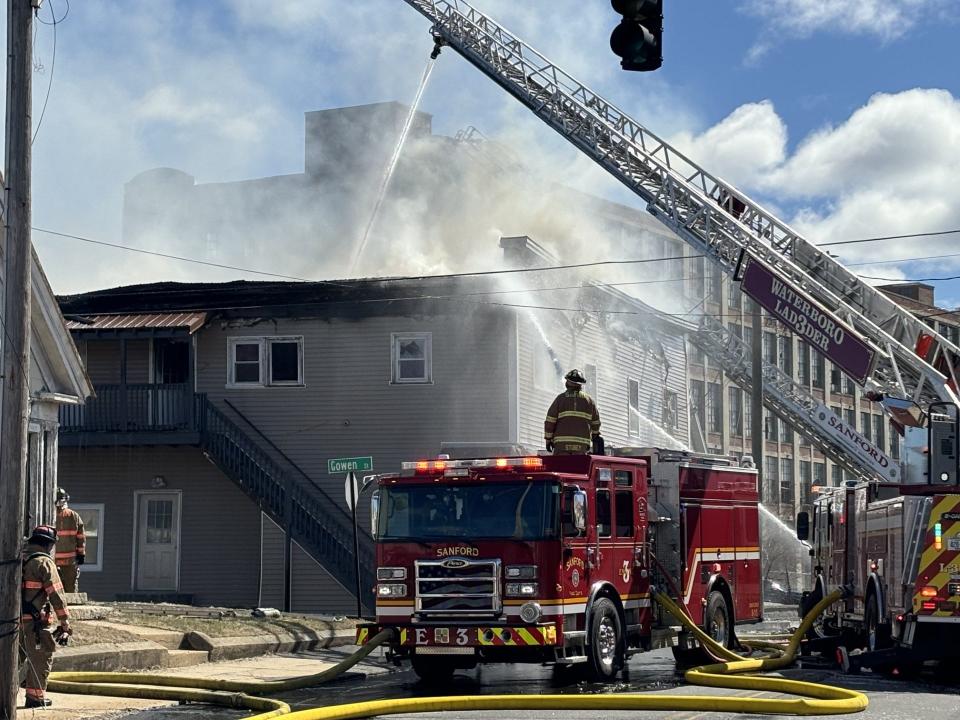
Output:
[{"xmin": 7, "ymin": 0, "xmax": 960, "ymax": 303}]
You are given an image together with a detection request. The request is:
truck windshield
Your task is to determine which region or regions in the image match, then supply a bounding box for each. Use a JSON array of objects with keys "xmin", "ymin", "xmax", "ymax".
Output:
[{"xmin": 377, "ymin": 481, "xmax": 559, "ymax": 541}]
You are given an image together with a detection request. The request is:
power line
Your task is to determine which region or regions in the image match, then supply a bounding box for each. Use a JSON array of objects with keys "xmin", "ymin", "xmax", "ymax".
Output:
[
  {"xmin": 820, "ymin": 228, "xmax": 960, "ymax": 247},
  {"xmin": 31, "ymin": 0, "xmax": 61, "ymax": 145}
]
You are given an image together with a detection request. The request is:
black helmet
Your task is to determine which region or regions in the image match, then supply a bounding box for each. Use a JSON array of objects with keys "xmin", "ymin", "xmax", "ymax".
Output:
[
  {"xmin": 565, "ymin": 369, "xmax": 587, "ymax": 385},
  {"xmin": 56, "ymin": 488, "xmax": 69, "ymax": 504},
  {"xmin": 29, "ymin": 525, "xmax": 58, "ymax": 545}
]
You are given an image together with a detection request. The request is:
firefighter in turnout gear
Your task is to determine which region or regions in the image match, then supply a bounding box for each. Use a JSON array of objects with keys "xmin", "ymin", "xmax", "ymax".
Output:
[
  {"xmin": 544, "ymin": 369, "xmax": 603, "ymax": 455},
  {"xmin": 20, "ymin": 525, "xmax": 71, "ymax": 708},
  {"xmin": 54, "ymin": 488, "xmax": 85, "ymax": 593}
]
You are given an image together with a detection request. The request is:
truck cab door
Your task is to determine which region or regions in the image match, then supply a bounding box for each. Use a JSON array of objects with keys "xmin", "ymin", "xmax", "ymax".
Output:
[{"xmin": 561, "ymin": 485, "xmax": 590, "ymax": 604}]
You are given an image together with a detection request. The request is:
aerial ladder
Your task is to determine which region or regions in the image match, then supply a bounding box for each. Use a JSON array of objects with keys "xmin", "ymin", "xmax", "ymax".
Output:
[{"xmin": 402, "ymin": 0, "xmax": 960, "ymax": 485}]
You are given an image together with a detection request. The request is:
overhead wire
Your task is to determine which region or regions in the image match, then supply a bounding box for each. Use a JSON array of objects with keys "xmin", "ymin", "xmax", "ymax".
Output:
[{"xmin": 32, "ymin": 0, "xmax": 63, "ymax": 145}]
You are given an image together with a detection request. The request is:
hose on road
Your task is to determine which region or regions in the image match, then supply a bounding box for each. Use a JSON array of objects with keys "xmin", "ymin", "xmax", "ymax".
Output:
[{"xmin": 46, "ymin": 592, "xmax": 867, "ymax": 717}]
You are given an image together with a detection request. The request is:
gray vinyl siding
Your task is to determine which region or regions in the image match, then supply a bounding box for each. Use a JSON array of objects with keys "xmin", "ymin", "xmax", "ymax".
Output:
[
  {"xmin": 517, "ymin": 311, "xmax": 689, "ymax": 450},
  {"xmin": 195, "ymin": 308, "xmax": 515, "ymax": 531},
  {"xmin": 58, "ymin": 446, "xmax": 261, "ymax": 607},
  {"xmin": 259, "ymin": 514, "xmax": 285, "ymax": 609},
  {"xmin": 289, "ymin": 542, "xmax": 356, "ymax": 614}
]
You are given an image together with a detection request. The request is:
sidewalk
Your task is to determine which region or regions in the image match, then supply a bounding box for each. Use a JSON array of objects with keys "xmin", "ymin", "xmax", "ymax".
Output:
[{"xmin": 16, "ymin": 645, "xmax": 390, "ymax": 720}]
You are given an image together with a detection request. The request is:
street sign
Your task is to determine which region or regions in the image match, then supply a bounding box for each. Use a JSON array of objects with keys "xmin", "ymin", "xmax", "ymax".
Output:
[
  {"xmin": 328, "ymin": 456, "xmax": 373, "ymax": 474},
  {"xmin": 344, "ymin": 472, "xmax": 360, "ymax": 511},
  {"xmin": 736, "ymin": 252, "xmax": 876, "ymax": 384}
]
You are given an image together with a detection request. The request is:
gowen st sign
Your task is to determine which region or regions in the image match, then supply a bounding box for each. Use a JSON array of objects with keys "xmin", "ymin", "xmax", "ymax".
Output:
[
  {"xmin": 328, "ymin": 456, "xmax": 373, "ymax": 474},
  {"xmin": 808, "ymin": 403, "xmax": 900, "ymax": 482},
  {"xmin": 737, "ymin": 253, "xmax": 876, "ymax": 385}
]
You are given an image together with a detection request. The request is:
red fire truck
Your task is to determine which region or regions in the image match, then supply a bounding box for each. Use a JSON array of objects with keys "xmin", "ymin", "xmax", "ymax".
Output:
[{"xmin": 355, "ymin": 448, "xmax": 761, "ymax": 681}]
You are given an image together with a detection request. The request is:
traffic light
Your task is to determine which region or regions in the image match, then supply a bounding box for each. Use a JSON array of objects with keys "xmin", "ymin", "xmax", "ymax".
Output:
[{"xmin": 610, "ymin": 0, "xmax": 663, "ymax": 72}]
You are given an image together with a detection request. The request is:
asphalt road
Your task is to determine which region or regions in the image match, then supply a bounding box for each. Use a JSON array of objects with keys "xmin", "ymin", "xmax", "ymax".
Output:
[{"xmin": 280, "ymin": 646, "xmax": 960, "ymax": 720}]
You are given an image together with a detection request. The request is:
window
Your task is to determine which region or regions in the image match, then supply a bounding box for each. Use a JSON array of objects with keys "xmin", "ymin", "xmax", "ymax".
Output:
[
  {"xmin": 728, "ymin": 284, "xmax": 742, "ymax": 310},
  {"xmin": 843, "ymin": 373, "xmax": 856, "ymax": 395},
  {"xmin": 230, "ymin": 340, "xmax": 261, "ymax": 385},
  {"xmin": 764, "ymin": 456, "xmax": 779, "ymax": 504},
  {"xmin": 228, "ymin": 337, "xmax": 304, "ymax": 387},
  {"xmin": 764, "ymin": 332, "xmax": 777, "ymax": 365},
  {"xmin": 392, "ymin": 333, "xmax": 432, "ymax": 384},
  {"xmin": 707, "ymin": 383, "xmax": 723, "ymax": 433},
  {"xmin": 727, "ymin": 322, "xmax": 742, "ymax": 340},
  {"xmin": 690, "ymin": 338, "xmax": 706, "ymax": 365},
  {"xmin": 800, "ymin": 461, "xmax": 812, "ymax": 505},
  {"xmin": 71, "ymin": 504, "xmax": 104, "ymax": 572},
  {"xmin": 764, "ymin": 410, "xmax": 778, "ymax": 441},
  {"xmin": 831, "ymin": 464, "xmax": 843, "ymax": 487},
  {"xmin": 628, "ymin": 379, "xmax": 641, "ymax": 437},
  {"xmin": 844, "ymin": 408, "xmax": 856, "ymax": 430},
  {"xmin": 615, "ymin": 470, "xmax": 633, "ymax": 487},
  {"xmin": 780, "ymin": 458, "xmax": 794, "ymax": 506},
  {"xmin": 596, "ymin": 490, "xmax": 611, "ymax": 538},
  {"xmin": 861, "ymin": 412, "xmax": 872, "ymax": 442},
  {"xmin": 615, "ymin": 490, "xmax": 634, "ymax": 537},
  {"xmin": 662, "ymin": 390, "xmax": 678, "ymax": 430},
  {"xmin": 890, "ymin": 423, "xmax": 901, "ymax": 460},
  {"xmin": 744, "ymin": 391, "xmax": 752, "ymax": 437},
  {"xmin": 830, "ymin": 366, "xmax": 842, "ymax": 393},
  {"xmin": 778, "ymin": 335, "xmax": 793, "ymax": 376},
  {"xmin": 813, "ymin": 352, "xmax": 825, "ymax": 389},
  {"xmin": 780, "ymin": 417, "xmax": 794, "ymax": 444},
  {"xmin": 814, "ymin": 462, "xmax": 826, "ymax": 489},
  {"xmin": 728, "ymin": 387, "xmax": 743, "ymax": 437},
  {"xmin": 797, "ymin": 343, "xmax": 811, "ymax": 385},
  {"xmin": 690, "ymin": 380, "xmax": 705, "ymax": 438},
  {"xmin": 873, "ymin": 415, "xmax": 885, "ymax": 451}
]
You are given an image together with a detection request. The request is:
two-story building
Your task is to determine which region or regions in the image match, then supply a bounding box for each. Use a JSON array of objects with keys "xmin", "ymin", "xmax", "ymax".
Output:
[{"xmin": 56, "ymin": 236, "xmax": 691, "ymax": 613}]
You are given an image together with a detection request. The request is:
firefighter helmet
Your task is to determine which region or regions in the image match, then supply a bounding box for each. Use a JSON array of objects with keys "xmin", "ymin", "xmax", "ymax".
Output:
[
  {"xmin": 564, "ymin": 369, "xmax": 587, "ymax": 385},
  {"xmin": 29, "ymin": 525, "xmax": 58, "ymax": 545},
  {"xmin": 56, "ymin": 487, "xmax": 69, "ymax": 504}
]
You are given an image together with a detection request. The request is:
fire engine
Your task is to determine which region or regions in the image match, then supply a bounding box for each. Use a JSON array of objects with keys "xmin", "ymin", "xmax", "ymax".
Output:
[
  {"xmin": 355, "ymin": 448, "xmax": 760, "ymax": 681},
  {"xmin": 393, "ymin": 0, "xmax": 960, "ymax": 672},
  {"xmin": 798, "ymin": 403, "xmax": 960, "ymax": 673}
]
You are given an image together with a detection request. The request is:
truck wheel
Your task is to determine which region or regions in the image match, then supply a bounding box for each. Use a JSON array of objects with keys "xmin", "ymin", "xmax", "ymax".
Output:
[
  {"xmin": 588, "ymin": 597, "xmax": 623, "ymax": 681},
  {"xmin": 864, "ymin": 591, "xmax": 889, "ymax": 652},
  {"xmin": 704, "ymin": 591, "xmax": 734, "ymax": 649},
  {"xmin": 411, "ymin": 656, "xmax": 456, "ymax": 683}
]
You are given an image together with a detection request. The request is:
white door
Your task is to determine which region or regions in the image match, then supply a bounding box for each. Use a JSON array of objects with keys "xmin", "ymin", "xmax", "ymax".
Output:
[{"xmin": 136, "ymin": 493, "xmax": 180, "ymax": 590}]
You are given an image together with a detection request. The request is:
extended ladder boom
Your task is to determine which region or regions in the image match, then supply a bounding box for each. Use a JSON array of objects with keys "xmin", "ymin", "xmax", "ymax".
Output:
[{"xmin": 402, "ymin": 0, "xmax": 960, "ymax": 417}]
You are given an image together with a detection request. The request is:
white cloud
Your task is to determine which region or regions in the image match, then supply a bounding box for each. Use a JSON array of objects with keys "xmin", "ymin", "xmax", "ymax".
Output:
[{"xmin": 672, "ymin": 88, "xmax": 960, "ymax": 277}]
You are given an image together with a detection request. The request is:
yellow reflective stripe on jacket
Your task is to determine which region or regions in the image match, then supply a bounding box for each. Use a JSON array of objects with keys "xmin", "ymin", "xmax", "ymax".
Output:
[
  {"xmin": 554, "ymin": 435, "xmax": 591, "ymax": 444},
  {"xmin": 558, "ymin": 411, "xmax": 593, "ymax": 421}
]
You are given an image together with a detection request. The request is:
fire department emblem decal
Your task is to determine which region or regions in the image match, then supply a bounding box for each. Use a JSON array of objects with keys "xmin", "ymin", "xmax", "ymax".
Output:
[
  {"xmin": 620, "ymin": 560, "xmax": 631, "ymax": 583},
  {"xmin": 571, "ymin": 569, "xmax": 580, "ymax": 587}
]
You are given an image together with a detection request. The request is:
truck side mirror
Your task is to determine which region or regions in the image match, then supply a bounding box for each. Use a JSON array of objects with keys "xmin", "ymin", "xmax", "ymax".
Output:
[
  {"xmin": 796, "ymin": 510, "xmax": 810, "ymax": 542},
  {"xmin": 370, "ymin": 491, "xmax": 380, "ymax": 540},
  {"xmin": 573, "ymin": 490, "xmax": 587, "ymax": 533}
]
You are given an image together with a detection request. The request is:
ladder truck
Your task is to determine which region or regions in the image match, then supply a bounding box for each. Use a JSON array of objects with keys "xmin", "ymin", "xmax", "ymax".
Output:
[{"xmin": 398, "ymin": 0, "xmax": 960, "ymax": 670}]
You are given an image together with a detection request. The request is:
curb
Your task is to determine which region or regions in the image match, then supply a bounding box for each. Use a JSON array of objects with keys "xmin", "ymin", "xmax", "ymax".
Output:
[
  {"xmin": 186, "ymin": 629, "xmax": 357, "ymax": 662},
  {"xmin": 51, "ymin": 630, "xmax": 358, "ymax": 672}
]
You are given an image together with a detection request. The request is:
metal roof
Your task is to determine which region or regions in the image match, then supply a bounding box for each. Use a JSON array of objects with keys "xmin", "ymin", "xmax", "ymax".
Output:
[{"xmin": 65, "ymin": 311, "xmax": 207, "ymax": 334}]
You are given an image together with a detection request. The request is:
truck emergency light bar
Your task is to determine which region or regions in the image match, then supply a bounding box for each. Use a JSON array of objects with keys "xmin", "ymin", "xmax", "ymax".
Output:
[{"xmin": 401, "ymin": 457, "xmax": 544, "ymax": 473}]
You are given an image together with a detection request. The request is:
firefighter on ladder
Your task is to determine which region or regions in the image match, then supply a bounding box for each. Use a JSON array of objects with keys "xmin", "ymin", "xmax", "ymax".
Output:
[
  {"xmin": 54, "ymin": 488, "xmax": 85, "ymax": 593},
  {"xmin": 20, "ymin": 525, "xmax": 71, "ymax": 708},
  {"xmin": 544, "ymin": 369, "xmax": 603, "ymax": 455}
]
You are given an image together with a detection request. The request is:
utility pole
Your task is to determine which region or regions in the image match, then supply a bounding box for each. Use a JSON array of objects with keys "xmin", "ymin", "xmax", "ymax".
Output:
[
  {"xmin": 1, "ymin": 1, "xmax": 37, "ymax": 716},
  {"xmin": 751, "ymin": 306, "xmax": 764, "ymax": 500}
]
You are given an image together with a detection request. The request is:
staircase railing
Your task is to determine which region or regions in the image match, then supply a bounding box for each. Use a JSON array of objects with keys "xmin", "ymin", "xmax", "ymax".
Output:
[{"xmin": 198, "ymin": 398, "xmax": 374, "ymax": 602}]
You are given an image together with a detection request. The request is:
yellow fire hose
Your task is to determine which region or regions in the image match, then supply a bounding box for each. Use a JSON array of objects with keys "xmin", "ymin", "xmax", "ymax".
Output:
[{"xmin": 46, "ymin": 591, "xmax": 867, "ymax": 717}]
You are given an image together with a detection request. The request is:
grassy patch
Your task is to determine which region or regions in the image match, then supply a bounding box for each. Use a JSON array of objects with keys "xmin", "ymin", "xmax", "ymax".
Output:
[{"xmin": 68, "ymin": 623, "xmax": 142, "ymax": 646}]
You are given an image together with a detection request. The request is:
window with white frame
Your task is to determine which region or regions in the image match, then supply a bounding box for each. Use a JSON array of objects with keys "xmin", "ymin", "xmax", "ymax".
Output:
[
  {"xmin": 71, "ymin": 503, "xmax": 104, "ymax": 572},
  {"xmin": 391, "ymin": 333, "xmax": 432, "ymax": 384},
  {"xmin": 228, "ymin": 337, "xmax": 304, "ymax": 387}
]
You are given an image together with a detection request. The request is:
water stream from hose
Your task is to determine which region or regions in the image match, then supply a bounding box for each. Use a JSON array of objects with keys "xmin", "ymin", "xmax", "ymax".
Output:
[{"xmin": 349, "ymin": 57, "xmax": 437, "ymax": 272}]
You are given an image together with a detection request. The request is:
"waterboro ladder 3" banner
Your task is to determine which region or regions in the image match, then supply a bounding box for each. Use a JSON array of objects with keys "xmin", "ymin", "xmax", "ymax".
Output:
[{"xmin": 736, "ymin": 252, "xmax": 877, "ymax": 385}]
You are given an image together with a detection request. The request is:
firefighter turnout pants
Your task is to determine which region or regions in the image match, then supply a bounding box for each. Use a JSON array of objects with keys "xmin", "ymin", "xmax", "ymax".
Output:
[
  {"xmin": 20, "ymin": 623, "xmax": 56, "ymax": 702},
  {"xmin": 58, "ymin": 562, "xmax": 79, "ymax": 593}
]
